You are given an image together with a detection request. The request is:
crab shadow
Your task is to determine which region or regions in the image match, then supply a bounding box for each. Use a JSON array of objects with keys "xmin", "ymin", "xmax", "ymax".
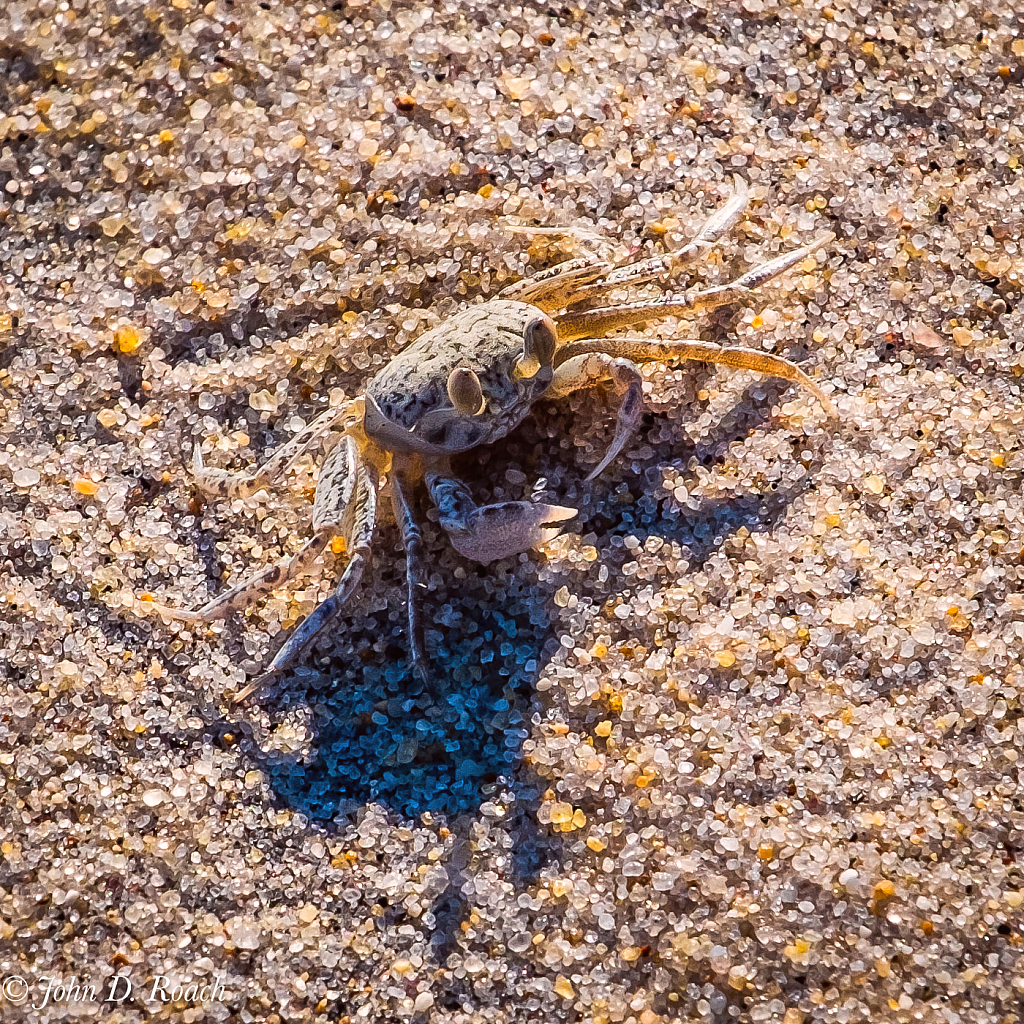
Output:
[
  {"xmin": 237, "ymin": 485, "xmax": 804, "ymax": 816},
  {"xmin": 235, "ymin": 381, "xmax": 813, "ymax": 811},
  {"xmin": 595, "ymin": 478, "xmax": 806, "ymax": 566},
  {"xmin": 224, "ymin": 384, "xmax": 811, "ymax": 938},
  {"xmin": 232, "ymin": 559, "xmax": 563, "ymax": 950},
  {"xmin": 242, "ymin": 563, "xmax": 561, "ymax": 826},
  {"xmin": 204, "ymin": 387, "xmax": 814, "ymax": 959}
]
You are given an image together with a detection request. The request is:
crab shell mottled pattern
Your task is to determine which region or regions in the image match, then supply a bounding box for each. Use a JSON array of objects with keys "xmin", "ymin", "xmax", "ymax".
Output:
[{"xmin": 363, "ymin": 299, "xmax": 555, "ymax": 456}]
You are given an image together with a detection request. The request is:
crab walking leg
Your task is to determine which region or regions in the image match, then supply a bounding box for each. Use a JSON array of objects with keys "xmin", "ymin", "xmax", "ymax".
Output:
[
  {"xmin": 145, "ymin": 535, "xmax": 331, "ymax": 625},
  {"xmin": 500, "ymin": 255, "xmax": 614, "ymax": 309},
  {"xmin": 255, "ymin": 444, "xmax": 378, "ymax": 682},
  {"xmin": 555, "ymin": 336, "xmax": 836, "ymax": 417},
  {"xmin": 390, "ymin": 468, "xmax": 428, "ymax": 678},
  {"xmin": 545, "ymin": 352, "xmax": 646, "ymax": 481},
  {"xmin": 563, "ymin": 181, "xmax": 750, "ymax": 307},
  {"xmin": 425, "ymin": 463, "xmax": 577, "ymax": 564},
  {"xmin": 148, "ymin": 435, "xmax": 359, "ymax": 626},
  {"xmin": 192, "ymin": 403, "xmax": 346, "ymax": 499},
  {"xmin": 498, "ymin": 220, "xmax": 616, "ymax": 251},
  {"xmin": 556, "ymin": 232, "xmax": 834, "ymax": 342},
  {"xmin": 232, "ymin": 442, "xmax": 376, "ymax": 704},
  {"xmin": 501, "ymin": 184, "xmax": 749, "ymax": 310}
]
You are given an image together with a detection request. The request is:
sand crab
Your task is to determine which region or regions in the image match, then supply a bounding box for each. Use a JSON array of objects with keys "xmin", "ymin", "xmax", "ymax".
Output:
[{"xmin": 149, "ymin": 183, "xmax": 834, "ymax": 699}]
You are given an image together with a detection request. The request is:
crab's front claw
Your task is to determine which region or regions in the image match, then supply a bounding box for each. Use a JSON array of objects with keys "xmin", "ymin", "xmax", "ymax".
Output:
[{"xmin": 443, "ymin": 500, "xmax": 577, "ymax": 563}]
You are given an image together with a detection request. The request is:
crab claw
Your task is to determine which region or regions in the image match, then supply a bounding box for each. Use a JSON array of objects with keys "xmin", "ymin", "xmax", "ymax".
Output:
[{"xmin": 443, "ymin": 501, "xmax": 578, "ymax": 564}]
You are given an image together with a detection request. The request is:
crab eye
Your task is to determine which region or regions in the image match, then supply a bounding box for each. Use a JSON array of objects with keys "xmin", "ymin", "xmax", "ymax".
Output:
[
  {"xmin": 447, "ymin": 367, "xmax": 486, "ymax": 416},
  {"xmin": 525, "ymin": 315, "xmax": 557, "ymax": 364},
  {"xmin": 516, "ymin": 315, "xmax": 558, "ymax": 379}
]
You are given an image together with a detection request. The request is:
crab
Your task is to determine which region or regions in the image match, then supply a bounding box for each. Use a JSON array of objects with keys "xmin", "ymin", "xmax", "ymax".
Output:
[{"xmin": 147, "ymin": 183, "xmax": 835, "ymax": 701}]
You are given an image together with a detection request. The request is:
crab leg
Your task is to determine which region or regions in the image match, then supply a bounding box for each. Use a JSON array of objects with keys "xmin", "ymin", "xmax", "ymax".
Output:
[
  {"xmin": 501, "ymin": 181, "xmax": 751, "ymax": 309},
  {"xmin": 500, "ymin": 255, "xmax": 614, "ymax": 309},
  {"xmin": 390, "ymin": 468, "xmax": 428, "ymax": 679},
  {"xmin": 555, "ymin": 336, "xmax": 835, "ymax": 417},
  {"xmin": 425, "ymin": 463, "xmax": 577, "ymax": 563},
  {"xmin": 555, "ymin": 233, "xmax": 834, "ymax": 342},
  {"xmin": 562, "ymin": 180, "xmax": 750, "ymax": 307},
  {"xmin": 192, "ymin": 403, "xmax": 346, "ymax": 499},
  {"xmin": 231, "ymin": 438, "xmax": 377, "ymax": 701},
  {"xmin": 144, "ymin": 534, "xmax": 331, "ymax": 625},
  {"xmin": 147, "ymin": 434, "xmax": 360, "ymax": 627},
  {"xmin": 263, "ymin": 442, "xmax": 375, "ymax": 670},
  {"xmin": 545, "ymin": 351, "xmax": 645, "ymax": 481},
  {"xmin": 548, "ymin": 333, "xmax": 834, "ymax": 479}
]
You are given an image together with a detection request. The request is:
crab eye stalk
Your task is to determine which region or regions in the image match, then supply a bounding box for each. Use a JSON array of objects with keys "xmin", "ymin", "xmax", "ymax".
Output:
[
  {"xmin": 515, "ymin": 315, "xmax": 558, "ymax": 380},
  {"xmin": 447, "ymin": 367, "xmax": 486, "ymax": 416}
]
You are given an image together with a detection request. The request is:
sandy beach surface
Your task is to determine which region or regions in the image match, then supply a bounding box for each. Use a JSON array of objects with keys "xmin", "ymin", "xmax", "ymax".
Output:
[{"xmin": 1, "ymin": 0, "xmax": 1023, "ymax": 1020}]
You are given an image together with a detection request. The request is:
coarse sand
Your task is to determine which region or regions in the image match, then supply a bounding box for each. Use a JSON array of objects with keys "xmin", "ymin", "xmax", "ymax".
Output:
[{"xmin": 1, "ymin": 1, "xmax": 1023, "ymax": 1021}]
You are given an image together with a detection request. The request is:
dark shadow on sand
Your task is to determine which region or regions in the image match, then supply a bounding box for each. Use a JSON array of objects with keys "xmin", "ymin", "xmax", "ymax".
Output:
[
  {"xmin": 246, "ymin": 567, "xmax": 560, "ymax": 823},
  {"xmin": 233, "ymin": 383, "xmax": 815, "ymax": 810},
  {"xmin": 196, "ymin": 380, "xmax": 819, "ymax": 952}
]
